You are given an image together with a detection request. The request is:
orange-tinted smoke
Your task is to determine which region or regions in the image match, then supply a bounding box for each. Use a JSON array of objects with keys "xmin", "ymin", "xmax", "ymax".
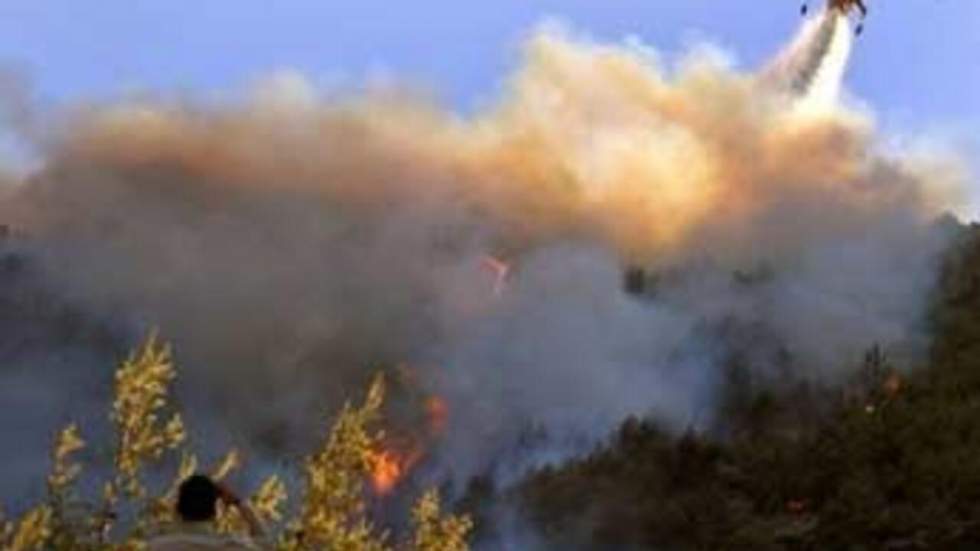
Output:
[{"xmin": 18, "ymin": 29, "xmax": 963, "ymax": 273}]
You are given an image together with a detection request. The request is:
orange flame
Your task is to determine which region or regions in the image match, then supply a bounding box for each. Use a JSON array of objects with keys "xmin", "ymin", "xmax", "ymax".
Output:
[
  {"xmin": 369, "ymin": 446, "xmax": 423, "ymax": 496},
  {"xmin": 366, "ymin": 366, "xmax": 452, "ymax": 497},
  {"xmin": 370, "ymin": 450, "xmax": 403, "ymax": 495}
]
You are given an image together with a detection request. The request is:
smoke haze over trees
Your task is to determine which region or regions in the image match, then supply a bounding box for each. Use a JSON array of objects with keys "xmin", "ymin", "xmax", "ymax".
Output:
[{"xmin": 0, "ymin": 9, "xmax": 975, "ymax": 548}]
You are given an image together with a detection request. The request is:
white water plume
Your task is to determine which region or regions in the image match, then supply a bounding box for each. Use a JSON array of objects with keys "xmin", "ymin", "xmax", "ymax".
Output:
[{"xmin": 760, "ymin": 9, "xmax": 854, "ymax": 110}]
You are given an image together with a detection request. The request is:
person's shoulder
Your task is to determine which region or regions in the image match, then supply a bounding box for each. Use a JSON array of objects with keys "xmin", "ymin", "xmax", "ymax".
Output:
[{"xmin": 146, "ymin": 531, "xmax": 264, "ymax": 551}]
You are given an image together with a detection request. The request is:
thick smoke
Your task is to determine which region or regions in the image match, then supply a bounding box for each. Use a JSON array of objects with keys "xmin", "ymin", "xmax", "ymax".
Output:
[{"xmin": 0, "ymin": 14, "xmax": 968, "ymax": 503}]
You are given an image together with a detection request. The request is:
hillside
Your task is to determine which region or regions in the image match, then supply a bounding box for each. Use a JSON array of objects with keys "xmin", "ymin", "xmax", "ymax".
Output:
[{"xmin": 513, "ymin": 221, "xmax": 980, "ymax": 549}]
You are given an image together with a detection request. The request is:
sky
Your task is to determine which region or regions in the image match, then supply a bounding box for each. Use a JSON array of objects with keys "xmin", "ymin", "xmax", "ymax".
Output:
[{"xmin": 0, "ymin": 0, "xmax": 977, "ymax": 184}]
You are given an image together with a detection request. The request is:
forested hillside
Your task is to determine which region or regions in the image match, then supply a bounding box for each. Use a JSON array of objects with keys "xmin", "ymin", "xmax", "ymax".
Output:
[{"xmin": 515, "ymin": 221, "xmax": 980, "ymax": 549}]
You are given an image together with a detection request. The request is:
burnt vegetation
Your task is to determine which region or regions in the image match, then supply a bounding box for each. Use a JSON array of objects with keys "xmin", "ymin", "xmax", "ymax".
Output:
[{"xmin": 510, "ymin": 222, "xmax": 980, "ymax": 549}]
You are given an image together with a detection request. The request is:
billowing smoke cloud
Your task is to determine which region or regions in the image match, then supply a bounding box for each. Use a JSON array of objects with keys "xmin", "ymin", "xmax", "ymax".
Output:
[{"xmin": 0, "ymin": 11, "xmax": 969, "ymax": 503}]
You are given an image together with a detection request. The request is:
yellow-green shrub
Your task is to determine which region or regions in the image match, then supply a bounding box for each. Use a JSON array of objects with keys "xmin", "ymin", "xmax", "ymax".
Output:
[{"xmin": 0, "ymin": 336, "xmax": 470, "ymax": 551}]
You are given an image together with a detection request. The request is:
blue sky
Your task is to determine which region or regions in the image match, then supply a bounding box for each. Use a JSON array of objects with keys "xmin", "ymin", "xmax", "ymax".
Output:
[{"xmin": 0, "ymin": 0, "xmax": 977, "ymax": 176}]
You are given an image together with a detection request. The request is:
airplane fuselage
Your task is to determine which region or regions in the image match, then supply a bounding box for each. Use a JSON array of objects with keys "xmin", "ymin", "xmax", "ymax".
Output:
[{"xmin": 828, "ymin": 0, "xmax": 867, "ymax": 17}]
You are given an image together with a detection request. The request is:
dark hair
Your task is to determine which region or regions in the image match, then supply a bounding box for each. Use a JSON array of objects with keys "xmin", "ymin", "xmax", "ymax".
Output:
[{"xmin": 176, "ymin": 474, "xmax": 219, "ymax": 522}]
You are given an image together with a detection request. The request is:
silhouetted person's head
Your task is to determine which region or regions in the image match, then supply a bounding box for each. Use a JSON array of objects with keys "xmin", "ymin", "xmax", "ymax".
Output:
[{"xmin": 176, "ymin": 474, "xmax": 219, "ymax": 522}]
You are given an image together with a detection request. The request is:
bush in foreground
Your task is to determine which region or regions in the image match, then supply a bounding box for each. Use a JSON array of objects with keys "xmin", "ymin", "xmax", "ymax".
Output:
[{"xmin": 0, "ymin": 336, "xmax": 471, "ymax": 551}]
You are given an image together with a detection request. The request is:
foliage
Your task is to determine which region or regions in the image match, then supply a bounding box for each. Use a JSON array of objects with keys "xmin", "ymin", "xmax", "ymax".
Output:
[
  {"xmin": 109, "ymin": 334, "xmax": 187, "ymax": 501},
  {"xmin": 279, "ymin": 376, "xmax": 389, "ymax": 551},
  {"xmin": 2, "ymin": 506, "xmax": 52, "ymax": 551},
  {"xmin": 0, "ymin": 337, "xmax": 471, "ymax": 551},
  {"xmin": 410, "ymin": 490, "xmax": 472, "ymax": 551}
]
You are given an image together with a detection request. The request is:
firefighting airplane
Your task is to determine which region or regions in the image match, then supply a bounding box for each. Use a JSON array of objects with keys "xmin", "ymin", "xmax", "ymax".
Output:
[{"xmin": 800, "ymin": 0, "xmax": 869, "ymax": 34}]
